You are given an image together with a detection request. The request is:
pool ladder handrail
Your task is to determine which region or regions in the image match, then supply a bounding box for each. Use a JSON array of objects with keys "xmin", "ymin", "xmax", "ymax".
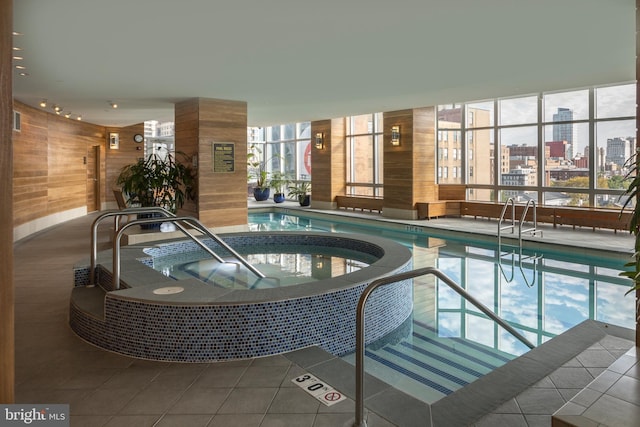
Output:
[
  {"xmin": 352, "ymin": 267, "xmax": 535, "ymax": 427},
  {"xmin": 90, "ymin": 208, "xmax": 265, "ymax": 288},
  {"xmin": 498, "ymin": 199, "xmax": 543, "ymax": 252}
]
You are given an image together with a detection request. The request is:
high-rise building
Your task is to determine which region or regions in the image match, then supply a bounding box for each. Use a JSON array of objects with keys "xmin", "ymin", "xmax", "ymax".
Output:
[
  {"xmin": 553, "ymin": 108, "xmax": 573, "ymax": 143},
  {"xmin": 605, "ymin": 137, "xmax": 635, "ymax": 167}
]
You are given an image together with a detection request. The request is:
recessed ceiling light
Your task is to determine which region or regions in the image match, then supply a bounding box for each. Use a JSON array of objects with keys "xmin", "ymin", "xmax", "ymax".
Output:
[
  {"xmin": 13, "ymin": 56, "xmax": 23, "ymax": 60},
  {"xmin": 64, "ymin": 112, "xmax": 71, "ymax": 118},
  {"xmin": 76, "ymin": 115, "xmax": 82, "ymax": 121},
  {"xmin": 15, "ymin": 65, "xmax": 26, "ymax": 70},
  {"xmin": 12, "ymin": 47, "xmax": 22, "ymax": 51},
  {"xmin": 53, "ymin": 105, "xmax": 61, "ymax": 112},
  {"xmin": 12, "ymin": 31, "xmax": 23, "ymax": 36},
  {"xmin": 18, "ymin": 72, "xmax": 29, "ymax": 77},
  {"xmin": 39, "ymin": 100, "xmax": 47, "ymax": 108}
]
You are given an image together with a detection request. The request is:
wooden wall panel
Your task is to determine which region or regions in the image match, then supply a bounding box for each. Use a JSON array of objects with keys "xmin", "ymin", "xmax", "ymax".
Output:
[
  {"xmin": 383, "ymin": 108, "xmax": 437, "ymax": 213},
  {"xmin": 176, "ymin": 98, "xmax": 248, "ymax": 229},
  {"xmin": 1, "ymin": 0, "xmax": 14, "ymax": 403},
  {"xmin": 12, "ymin": 101, "xmax": 107, "ymax": 227}
]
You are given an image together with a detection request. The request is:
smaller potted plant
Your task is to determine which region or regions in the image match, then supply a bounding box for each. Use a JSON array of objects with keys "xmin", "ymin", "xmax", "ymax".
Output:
[
  {"xmin": 247, "ymin": 144, "xmax": 270, "ymax": 201},
  {"xmin": 288, "ymin": 181, "xmax": 311, "ymax": 206},
  {"xmin": 270, "ymin": 171, "xmax": 289, "ymax": 203}
]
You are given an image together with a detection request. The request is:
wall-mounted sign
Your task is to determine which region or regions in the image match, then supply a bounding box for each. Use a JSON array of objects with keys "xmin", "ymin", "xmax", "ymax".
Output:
[{"xmin": 212, "ymin": 142, "xmax": 235, "ymax": 173}]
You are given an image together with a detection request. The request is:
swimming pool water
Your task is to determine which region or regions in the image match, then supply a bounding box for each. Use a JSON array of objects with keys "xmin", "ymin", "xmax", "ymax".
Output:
[
  {"xmin": 248, "ymin": 211, "xmax": 635, "ymax": 403},
  {"xmin": 151, "ymin": 245, "xmax": 374, "ymax": 289}
]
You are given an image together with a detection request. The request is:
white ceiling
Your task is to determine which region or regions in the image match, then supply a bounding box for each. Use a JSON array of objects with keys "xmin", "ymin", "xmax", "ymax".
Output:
[{"xmin": 12, "ymin": 0, "xmax": 636, "ymax": 128}]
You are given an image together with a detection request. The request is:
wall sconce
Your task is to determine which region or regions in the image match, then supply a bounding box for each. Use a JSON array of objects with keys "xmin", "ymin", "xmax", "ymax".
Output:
[
  {"xmin": 109, "ymin": 132, "xmax": 119, "ymax": 149},
  {"xmin": 391, "ymin": 125, "xmax": 401, "ymax": 146},
  {"xmin": 315, "ymin": 132, "xmax": 324, "ymax": 149}
]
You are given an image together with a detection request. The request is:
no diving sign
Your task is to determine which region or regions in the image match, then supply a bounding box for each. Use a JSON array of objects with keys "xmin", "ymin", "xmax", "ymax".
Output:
[{"xmin": 292, "ymin": 373, "xmax": 347, "ymax": 406}]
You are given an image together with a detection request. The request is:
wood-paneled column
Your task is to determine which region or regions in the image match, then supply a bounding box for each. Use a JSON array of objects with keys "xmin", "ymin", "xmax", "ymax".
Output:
[
  {"xmin": 311, "ymin": 118, "xmax": 345, "ymax": 209},
  {"xmin": 635, "ymin": 0, "xmax": 639, "ymax": 347},
  {"xmin": 383, "ymin": 107, "xmax": 436, "ymax": 219},
  {"xmin": 0, "ymin": 0, "xmax": 14, "ymax": 403},
  {"xmin": 175, "ymin": 98, "xmax": 248, "ymax": 231}
]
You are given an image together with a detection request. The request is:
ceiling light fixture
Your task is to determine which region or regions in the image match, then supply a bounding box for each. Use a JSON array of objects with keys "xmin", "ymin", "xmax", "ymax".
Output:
[
  {"xmin": 12, "ymin": 47, "xmax": 22, "ymax": 51},
  {"xmin": 39, "ymin": 99, "xmax": 47, "ymax": 108},
  {"xmin": 18, "ymin": 72, "xmax": 29, "ymax": 77},
  {"xmin": 12, "ymin": 31, "xmax": 23, "ymax": 36},
  {"xmin": 53, "ymin": 105, "xmax": 62, "ymax": 112},
  {"xmin": 13, "ymin": 56, "xmax": 23, "ymax": 60},
  {"xmin": 109, "ymin": 101, "xmax": 118, "ymax": 109},
  {"xmin": 76, "ymin": 115, "xmax": 82, "ymax": 121},
  {"xmin": 64, "ymin": 112, "xmax": 71, "ymax": 119},
  {"xmin": 15, "ymin": 65, "xmax": 26, "ymax": 70}
]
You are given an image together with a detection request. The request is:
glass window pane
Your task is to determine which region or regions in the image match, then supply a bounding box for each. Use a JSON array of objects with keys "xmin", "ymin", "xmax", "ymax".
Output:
[
  {"xmin": 499, "ymin": 95, "xmax": 538, "ymax": 125},
  {"xmin": 467, "ymin": 129, "xmax": 493, "ymax": 187},
  {"xmin": 268, "ymin": 125, "xmax": 281, "ymax": 142},
  {"xmin": 297, "ymin": 122, "xmax": 311, "ymax": 139},
  {"xmin": 438, "ymin": 130, "xmax": 462, "ymax": 184},
  {"xmin": 544, "ymin": 89, "xmax": 589, "ymax": 122},
  {"xmin": 467, "ymin": 101, "xmax": 494, "ymax": 128},
  {"xmin": 438, "ymin": 104, "xmax": 462, "ymax": 128},
  {"xmin": 283, "ymin": 142, "xmax": 296, "ymax": 177},
  {"xmin": 348, "ymin": 114, "xmax": 374, "ymax": 134},
  {"xmin": 297, "ymin": 140, "xmax": 311, "ymax": 180},
  {"xmin": 596, "ymin": 83, "xmax": 636, "ymax": 119},
  {"xmin": 283, "ymin": 123, "xmax": 295, "ymax": 140},
  {"xmin": 544, "ymin": 122, "xmax": 589, "ymax": 189},
  {"xmin": 351, "ymin": 135, "xmax": 374, "ymax": 183},
  {"xmin": 595, "ymin": 119, "xmax": 636, "ymax": 189},
  {"xmin": 500, "ymin": 127, "xmax": 538, "ymax": 190}
]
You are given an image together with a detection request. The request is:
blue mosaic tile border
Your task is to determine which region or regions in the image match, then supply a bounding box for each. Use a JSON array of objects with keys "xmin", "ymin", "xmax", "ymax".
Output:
[{"xmin": 70, "ymin": 232, "xmax": 413, "ymax": 362}]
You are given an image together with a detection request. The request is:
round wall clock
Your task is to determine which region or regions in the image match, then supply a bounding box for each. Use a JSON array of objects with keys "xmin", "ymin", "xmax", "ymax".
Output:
[{"xmin": 133, "ymin": 134, "xmax": 144, "ymax": 143}]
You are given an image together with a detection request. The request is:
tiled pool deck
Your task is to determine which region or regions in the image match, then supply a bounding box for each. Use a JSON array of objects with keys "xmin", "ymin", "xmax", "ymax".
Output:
[{"xmin": 13, "ymin": 202, "xmax": 639, "ymax": 426}]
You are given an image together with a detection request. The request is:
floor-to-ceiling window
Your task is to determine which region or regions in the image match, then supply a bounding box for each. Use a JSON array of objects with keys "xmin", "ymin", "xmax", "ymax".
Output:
[
  {"xmin": 345, "ymin": 113, "xmax": 383, "ymax": 197},
  {"xmin": 436, "ymin": 82, "xmax": 636, "ymax": 207},
  {"xmin": 247, "ymin": 122, "xmax": 311, "ymax": 191}
]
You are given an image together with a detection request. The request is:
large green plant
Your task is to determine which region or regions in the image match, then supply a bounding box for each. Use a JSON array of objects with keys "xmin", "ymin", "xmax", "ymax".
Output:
[
  {"xmin": 620, "ymin": 151, "xmax": 640, "ymax": 294},
  {"xmin": 116, "ymin": 151, "xmax": 195, "ymax": 213}
]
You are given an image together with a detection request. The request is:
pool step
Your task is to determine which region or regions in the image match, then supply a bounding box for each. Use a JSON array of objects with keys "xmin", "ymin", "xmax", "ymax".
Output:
[
  {"xmin": 70, "ymin": 286, "xmax": 106, "ymax": 320},
  {"xmin": 359, "ymin": 320, "xmax": 518, "ymax": 403}
]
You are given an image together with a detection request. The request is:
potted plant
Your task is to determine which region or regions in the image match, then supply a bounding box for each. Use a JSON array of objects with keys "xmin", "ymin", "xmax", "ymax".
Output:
[
  {"xmin": 270, "ymin": 171, "xmax": 289, "ymax": 203},
  {"xmin": 620, "ymin": 149, "xmax": 640, "ymax": 343},
  {"xmin": 288, "ymin": 181, "xmax": 311, "ymax": 206},
  {"xmin": 116, "ymin": 151, "xmax": 196, "ymax": 228},
  {"xmin": 247, "ymin": 144, "xmax": 270, "ymax": 201}
]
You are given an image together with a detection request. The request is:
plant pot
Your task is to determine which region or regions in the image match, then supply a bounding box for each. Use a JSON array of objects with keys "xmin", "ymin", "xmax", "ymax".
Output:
[
  {"xmin": 298, "ymin": 194, "xmax": 310, "ymax": 207},
  {"xmin": 253, "ymin": 187, "xmax": 270, "ymax": 201},
  {"xmin": 273, "ymin": 193, "xmax": 286, "ymax": 203},
  {"xmin": 137, "ymin": 212, "xmax": 163, "ymax": 230}
]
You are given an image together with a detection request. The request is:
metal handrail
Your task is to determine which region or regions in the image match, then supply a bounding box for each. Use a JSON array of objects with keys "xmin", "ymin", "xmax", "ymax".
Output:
[
  {"xmin": 519, "ymin": 199, "xmax": 542, "ymax": 244},
  {"xmin": 90, "ymin": 207, "xmax": 176, "ymax": 286},
  {"xmin": 112, "ymin": 215, "xmax": 265, "ymax": 289},
  {"xmin": 353, "ymin": 267, "xmax": 535, "ymax": 427},
  {"xmin": 90, "ymin": 208, "xmax": 264, "ymax": 288},
  {"xmin": 498, "ymin": 197, "xmax": 515, "ymax": 243}
]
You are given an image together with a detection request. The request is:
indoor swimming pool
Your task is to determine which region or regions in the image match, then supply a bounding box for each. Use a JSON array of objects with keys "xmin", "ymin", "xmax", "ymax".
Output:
[{"xmin": 247, "ymin": 211, "xmax": 635, "ymax": 403}]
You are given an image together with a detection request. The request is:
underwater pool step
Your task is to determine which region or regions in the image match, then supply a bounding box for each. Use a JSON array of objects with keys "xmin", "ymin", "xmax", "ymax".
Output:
[
  {"xmin": 70, "ymin": 285, "xmax": 106, "ymax": 320},
  {"xmin": 354, "ymin": 320, "xmax": 520, "ymax": 403}
]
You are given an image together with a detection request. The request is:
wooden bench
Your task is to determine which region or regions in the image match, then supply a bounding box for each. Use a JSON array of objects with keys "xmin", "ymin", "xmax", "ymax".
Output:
[
  {"xmin": 335, "ymin": 195, "xmax": 383, "ymax": 213},
  {"xmin": 460, "ymin": 201, "xmax": 630, "ymax": 232},
  {"xmin": 554, "ymin": 207, "xmax": 631, "ymax": 233},
  {"xmin": 416, "ymin": 200, "xmax": 462, "ymax": 219}
]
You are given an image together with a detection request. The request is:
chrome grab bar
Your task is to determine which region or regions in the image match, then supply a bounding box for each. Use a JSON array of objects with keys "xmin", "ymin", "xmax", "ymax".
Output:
[
  {"xmin": 112, "ymin": 215, "xmax": 265, "ymax": 289},
  {"xmin": 90, "ymin": 208, "xmax": 264, "ymax": 288},
  {"xmin": 519, "ymin": 199, "xmax": 543, "ymax": 244},
  {"xmin": 498, "ymin": 198, "xmax": 515, "ymax": 249},
  {"xmin": 90, "ymin": 207, "xmax": 175, "ymax": 286},
  {"xmin": 353, "ymin": 267, "xmax": 534, "ymax": 427}
]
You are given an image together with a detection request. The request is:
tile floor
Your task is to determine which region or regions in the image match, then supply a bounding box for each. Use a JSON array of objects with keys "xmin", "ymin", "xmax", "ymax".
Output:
[{"xmin": 12, "ymin": 205, "xmax": 639, "ymax": 426}]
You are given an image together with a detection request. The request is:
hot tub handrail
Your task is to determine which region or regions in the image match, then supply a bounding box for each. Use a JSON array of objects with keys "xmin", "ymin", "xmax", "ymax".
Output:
[
  {"xmin": 112, "ymin": 215, "xmax": 265, "ymax": 290},
  {"xmin": 90, "ymin": 207, "xmax": 175, "ymax": 286},
  {"xmin": 353, "ymin": 266, "xmax": 535, "ymax": 427}
]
